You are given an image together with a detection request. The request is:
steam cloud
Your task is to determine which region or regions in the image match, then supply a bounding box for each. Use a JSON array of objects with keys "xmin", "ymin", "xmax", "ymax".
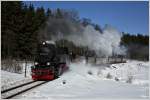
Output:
[{"xmin": 40, "ymin": 18, "xmax": 126, "ymax": 56}]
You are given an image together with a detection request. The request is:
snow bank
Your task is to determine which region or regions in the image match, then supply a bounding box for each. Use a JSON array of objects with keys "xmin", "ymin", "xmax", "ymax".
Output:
[
  {"xmin": 1, "ymin": 70, "xmax": 25, "ymax": 87},
  {"xmin": 100, "ymin": 60, "xmax": 149, "ymax": 86}
]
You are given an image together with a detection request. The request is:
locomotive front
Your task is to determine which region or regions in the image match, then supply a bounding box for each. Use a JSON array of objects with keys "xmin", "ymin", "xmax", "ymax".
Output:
[{"xmin": 31, "ymin": 41, "xmax": 57, "ymax": 80}]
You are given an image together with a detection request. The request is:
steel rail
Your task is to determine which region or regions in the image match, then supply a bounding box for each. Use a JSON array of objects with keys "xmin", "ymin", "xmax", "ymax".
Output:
[
  {"xmin": 1, "ymin": 80, "xmax": 36, "ymax": 93},
  {"xmin": 1, "ymin": 81, "xmax": 49, "ymax": 99}
]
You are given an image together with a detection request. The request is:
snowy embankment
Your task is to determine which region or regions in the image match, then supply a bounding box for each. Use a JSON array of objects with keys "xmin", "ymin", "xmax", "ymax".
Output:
[
  {"xmin": 1, "ymin": 62, "xmax": 33, "ymax": 91},
  {"xmin": 13, "ymin": 59, "xmax": 149, "ymax": 99},
  {"xmin": 100, "ymin": 60, "xmax": 149, "ymax": 86}
]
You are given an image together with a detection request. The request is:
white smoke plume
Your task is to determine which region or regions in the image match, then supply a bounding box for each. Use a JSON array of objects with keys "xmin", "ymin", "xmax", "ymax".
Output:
[
  {"xmin": 64, "ymin": 24, "xmax": 126, "ymax": 56},
  {"xmin": 42, "ymin": 18, "xmax": 126, "ymax": 56}
]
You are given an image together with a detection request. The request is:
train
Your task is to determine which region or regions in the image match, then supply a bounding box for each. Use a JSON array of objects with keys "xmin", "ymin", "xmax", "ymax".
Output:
[{"xmin": 31, "ymin": 41, "xmax": 70, "ymax": 80}]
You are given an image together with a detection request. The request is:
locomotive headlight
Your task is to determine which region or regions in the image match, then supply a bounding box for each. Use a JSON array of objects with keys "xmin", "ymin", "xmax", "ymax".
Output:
[
  {"xmin": 47, "ymin": 62, "xmax": 50, "ymax": 66},
  {"xmin": 34, "ymin": 62, "xmax": 38, "ymax": 65},
  {"xmin": 42, "ymin": 42, "xmax": 46, "ymax": 45}
]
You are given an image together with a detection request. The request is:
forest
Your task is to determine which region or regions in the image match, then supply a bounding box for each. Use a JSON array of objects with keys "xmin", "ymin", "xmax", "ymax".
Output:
[{"xmin": 1, "ymin": 1, "xmax": 149, "ymax": 61}]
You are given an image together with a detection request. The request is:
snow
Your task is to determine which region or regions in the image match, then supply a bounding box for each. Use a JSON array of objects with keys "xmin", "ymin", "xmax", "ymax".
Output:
[
  {"xmin": 100, "ymin": 60, "xmax": 149, "ymax": 86},
  {"xmin": 1, "ymin": 62, "xmax": 33, "ymax": 91},
  {"xmin": 11, "ymin": 59, "xmax": 149, "ymax": 99},
  {"xmin": 2, "ymin": 81, "xmax": 45, "ymax": 99}
]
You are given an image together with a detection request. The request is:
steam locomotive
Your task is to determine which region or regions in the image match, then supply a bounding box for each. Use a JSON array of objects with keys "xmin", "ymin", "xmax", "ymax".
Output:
[{"xmin": 31, "ymin": 41, "xmax": 69, "ymax": 80}]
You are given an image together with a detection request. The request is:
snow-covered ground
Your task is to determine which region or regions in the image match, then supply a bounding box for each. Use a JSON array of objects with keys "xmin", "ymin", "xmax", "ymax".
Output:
[
  {"xmin": 1, "ymin": 62, "xmax": 33, "ymax": 91},
  {"xmin": 6, "ymin": 59, "xmax": 148, "ymax": 99},
  {"xmin": 100, "ymin": 60, "xmax": 149, "ymax": 86}
]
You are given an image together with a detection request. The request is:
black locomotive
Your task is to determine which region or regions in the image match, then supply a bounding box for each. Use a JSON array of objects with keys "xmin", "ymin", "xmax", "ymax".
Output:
[{"xmin": 31, "ymin": 41, "xmax": 69, "ymax": 80}]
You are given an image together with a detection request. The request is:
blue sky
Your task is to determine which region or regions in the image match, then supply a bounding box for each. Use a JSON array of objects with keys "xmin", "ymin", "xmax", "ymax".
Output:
[{"xmin": 24, "ymin": 1, "xmax": 149, "ymax": 35}]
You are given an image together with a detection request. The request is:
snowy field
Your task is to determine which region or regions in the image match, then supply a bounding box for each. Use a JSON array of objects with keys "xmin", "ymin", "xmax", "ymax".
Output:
[
  {"xmin": 1, "ymin": 59, "xmax": 148, "ymax": 99},
  {"xmin": 1, "ymin": 62, "xmax": 32, "ymax": 91}
]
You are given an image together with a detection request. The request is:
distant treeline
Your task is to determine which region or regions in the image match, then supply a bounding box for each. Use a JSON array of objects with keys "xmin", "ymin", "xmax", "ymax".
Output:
[
  {"xmin": 121, "ymin": 33, "xmax": 149, "ymax": 60},
  {"xmin": 121, "ymin": 33, "xmax": 149, "ymax": 46},
  {"xmin": 1, "ymin": 1, "xmax": 149, "ymax": 61}
]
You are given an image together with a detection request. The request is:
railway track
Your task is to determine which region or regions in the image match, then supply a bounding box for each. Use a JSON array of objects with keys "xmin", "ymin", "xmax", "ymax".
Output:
[{"xmin": 1, "ymin": 80, "xmax": 49, "ymax": 99}]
